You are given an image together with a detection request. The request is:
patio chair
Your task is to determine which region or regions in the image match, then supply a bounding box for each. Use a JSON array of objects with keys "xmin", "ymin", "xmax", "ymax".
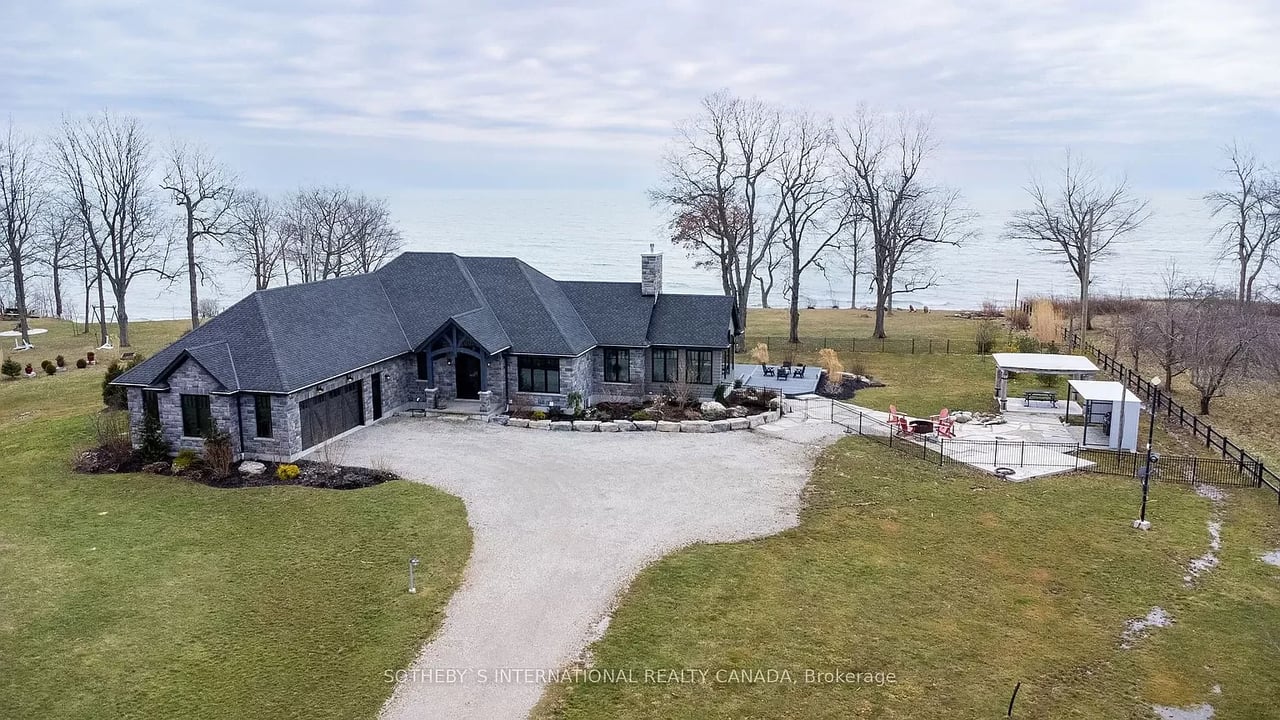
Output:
[
  {"xmin": 777, "ymin": 367, "xmax": 790, "ymax": 381},
  {"xmin": 762, "ymin": 365, "xmax": 776, "ymax": 377},
  {"xmin": 932, "ymin": 408, "xmax": 955, "ymax": 439},
  {"xmin": 888, "ymin": 404, "xmax": 909, "ymax": 434},
  {"xmin": 792, "ymin": 364, "xmax": 806, "ymax": 378}
]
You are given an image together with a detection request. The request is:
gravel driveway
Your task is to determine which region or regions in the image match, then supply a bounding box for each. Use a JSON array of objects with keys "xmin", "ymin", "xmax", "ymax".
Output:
[{"xmin": 327, "ymin": 411, "xmax": 841, "ymax": 720}]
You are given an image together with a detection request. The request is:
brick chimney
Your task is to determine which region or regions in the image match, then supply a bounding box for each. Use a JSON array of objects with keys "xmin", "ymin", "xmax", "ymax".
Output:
[{"xmin": 641, "ymin": 244, "xmax": 663, "ymax": 297}]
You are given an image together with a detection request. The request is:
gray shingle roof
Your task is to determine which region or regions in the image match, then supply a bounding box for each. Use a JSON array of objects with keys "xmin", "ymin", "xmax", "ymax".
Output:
[{"xmin": 114, "ymin": 252, "xmax": 736, "ymax": 393}]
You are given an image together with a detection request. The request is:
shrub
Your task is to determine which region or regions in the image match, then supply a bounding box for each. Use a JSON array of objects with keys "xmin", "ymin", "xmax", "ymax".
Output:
[
  {"xmin": 816, "ymin": 348, "xmax": 845, "ymax": 393},
  {"xmin": 733, "ymin": 377, "xmax": 744, "ymax": 389},
  {"xmin": 567, "ymin": 391, "xmax": 584, "ymax": 418},
  {"xmin": 980, "ymin": 300, "xmax": 1000, "ymax": 318},
  {"xmin": 630, "ymin": 409, "xmax": 653, "ymax": 421},
  {"xmin": 173, "ymin": 448, "xmax": 200, "ymax": 472},
  {"xmin": 75, "ymin": 358, "xmax": 87, "ymax": 369},
  {"xmin": 203, "ymin": 426, "xmax": 234, "ymax": 478},
  {"xmin": 87, "ymin": 351, "xmax": 96, "ymax": 364},
  {"xmin": 974, "ymin": 320, "xmax": 999, "ymax": 354},
  {"xmin": 749, "ymin": 342, "xmax": 770, "ymax": 365},
  {"xmin": 1, "ymin": 358, "xmax": 20, "ymax": 379},
  {"xmin": 42, "ymin": 360, "xmax": 57, "ymax": 376},
  {"xmin": 1007, "ymin": 308, "xmax": 1031, "ymax": 331},
  {"xmin": 846, "ymin": 355, "xmax": 867, "ymax": 378},
  {"xmin": 102, "ymin": 354, "xmax": 145, "ymax": 409},
  {"xmin": 56, "ymin": 355, "xmax": 66, "ymax": 368},
  {"xmin": 1011, "ymin": 334, "xmax": 1040, "ymax": 353},
  {"xmin": 712, "ymin": 384, "xmax": 728, "ymax": 404},
  {"xmin": 276, "ymin": 463, "xmax": 301, "ymax": 481},
  {"xmin": 530, "ymin": 410, "xmax": 547, "ymax": 421},
  {"xmin": 138, "ymin": 414, "xmax": 171, "ymax": 463},
  {"xmin": 103, "ymin": 362, "xmax": 127, "ymax": 409},
  {"xmin": 1029, "ymin": 298, "xmax": 1060, "ymax": 343}
]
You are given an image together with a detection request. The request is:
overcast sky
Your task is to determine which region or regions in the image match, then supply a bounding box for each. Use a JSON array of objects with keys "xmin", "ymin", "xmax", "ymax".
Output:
[{"xmin": 4, "ymin": 0, "xmax": 1279, "ymax": 201}]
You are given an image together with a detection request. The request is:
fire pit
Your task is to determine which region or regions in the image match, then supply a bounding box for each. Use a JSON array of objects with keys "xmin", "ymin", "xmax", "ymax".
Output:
[{"xmin": 908, "ymin": 419, "xmax": 934, "ymax": 435}]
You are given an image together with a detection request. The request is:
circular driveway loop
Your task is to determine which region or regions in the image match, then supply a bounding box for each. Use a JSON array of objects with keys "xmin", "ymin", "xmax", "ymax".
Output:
[{"xmin": 329, "ymin": 412, "xmax": 842, "ymax": 720}]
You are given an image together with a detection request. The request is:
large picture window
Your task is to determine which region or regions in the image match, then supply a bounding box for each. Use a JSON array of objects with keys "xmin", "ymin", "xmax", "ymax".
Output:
[
  {"xmin": 687, "ymin": 350, "xmax": 713, "ymax": 385},
  {"xmin": 651, "ymin": 348, "xmax": 678, "ymax": 383},
  {"xmin": 180, "ymin": 394, "xmax": 212, "ymax": 437},
  {"xmin": 254, "ymin": 394, "xmax": 273, "ymax": 438},
  {"xmin": 603, "ymin": 348, "xmax": 630, "ymax": 383},
  {"xmin": 518, "ymin": 356, "xmax": 560, "ymax": 393}
]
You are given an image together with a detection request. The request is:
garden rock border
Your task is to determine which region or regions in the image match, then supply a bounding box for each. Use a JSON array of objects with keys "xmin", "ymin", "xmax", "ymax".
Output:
[{"xmin": 498, "ymin": 410, "xmax": 781, "ymax": 433}]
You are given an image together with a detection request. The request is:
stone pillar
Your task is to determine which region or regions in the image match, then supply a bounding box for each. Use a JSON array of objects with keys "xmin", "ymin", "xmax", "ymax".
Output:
[
  {"xmin": 477, "ymin": 390, "xmax": 494, "ymax": 414},
  {"xmin": 421, "ymin": 387, "xmax": 439, "ymax": 410},
  {"xmin": 641, "ymin": 249, "xmax": 663, "ymax": 296}
]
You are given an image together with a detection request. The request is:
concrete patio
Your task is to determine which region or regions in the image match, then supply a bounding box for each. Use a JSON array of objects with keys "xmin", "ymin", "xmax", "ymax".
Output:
[{"xmin": 737, "ymin": 366, "xmax": 821, "ymax": 396}]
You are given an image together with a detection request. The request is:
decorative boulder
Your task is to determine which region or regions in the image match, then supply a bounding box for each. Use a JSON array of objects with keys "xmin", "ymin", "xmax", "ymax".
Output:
[
  {"xmin": 699, "ymin": 401, "xmax": 728, "ymax": 419},
  {"xmin": 728, "ymin": 406, "xmax": 750, "ymax": 418},
  {"xmin": 141, "ymin": 461, "xmax": 171, "ymax": 475},
  {"xmin": 239, "ymin": 461, "xmax": 267, "ymax": 476}
]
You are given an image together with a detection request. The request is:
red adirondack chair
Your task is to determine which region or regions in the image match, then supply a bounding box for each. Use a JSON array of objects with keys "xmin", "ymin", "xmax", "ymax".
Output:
[{"xmin": 888, "ymin": 404, "xmax": 910, "ymax": 434}]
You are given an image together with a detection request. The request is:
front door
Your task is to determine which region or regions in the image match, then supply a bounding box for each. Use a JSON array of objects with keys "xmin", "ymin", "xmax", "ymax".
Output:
[
  {"xmin": 371, "ymin": 374, "xmax": 383, "ymax": 420},
  {"xmin": 456, "ymin": 354, "xmax": 482, "ymax": 399}
]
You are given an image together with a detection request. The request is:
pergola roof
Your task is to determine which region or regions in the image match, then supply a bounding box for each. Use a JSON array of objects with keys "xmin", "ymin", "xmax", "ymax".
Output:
[
  {"xmin": 1068, "ymin": 380, "xmax": 1142, "ymax": 403},
  {"xmin": 992, "ymin": 352, "xmax": 1098, "ymax": 374}
]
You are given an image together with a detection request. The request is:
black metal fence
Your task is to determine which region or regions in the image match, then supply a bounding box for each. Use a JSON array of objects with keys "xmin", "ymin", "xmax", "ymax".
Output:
[
  {"xmin": 743, "ymin": 335, "xmax": 985, "ymax": 356},
  {"xmin": 1064, "ymin": 329, "xmax": 1280, "ymax": 502},
  {"xmin": 810, "ymin": 398, "xmax": 1266, "ymax": 492}
]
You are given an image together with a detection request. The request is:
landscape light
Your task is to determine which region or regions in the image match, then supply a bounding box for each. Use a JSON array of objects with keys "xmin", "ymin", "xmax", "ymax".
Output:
[{"xmin": 409, "ymin": 556, "xmax": 420, "ymax": 594}]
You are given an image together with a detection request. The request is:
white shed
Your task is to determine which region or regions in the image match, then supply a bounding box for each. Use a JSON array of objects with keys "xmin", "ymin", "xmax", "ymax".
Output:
[{"xmin": 1067, "ymin": 380, "xmax": 1142, "ymax": 452}]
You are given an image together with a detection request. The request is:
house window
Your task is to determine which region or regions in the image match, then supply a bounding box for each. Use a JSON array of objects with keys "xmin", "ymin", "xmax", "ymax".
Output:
[
  {"xmin": 416, "ymin": 352, "xmax": 430, "ymax": 381},
  {"xmin": 603, "ymin": 348, "xmax": 630, "ymax": 383},
  {"xmin": 722, "ymin": 351, "xmax": 734, "ymax": 379},
  {"xmin": 651, "ymin": 348, "xmax": 678, "ymax": 383},
  {"xmin": 518, "ymin": 356, "xmax": 560, "ymax": 393},
  {"xmin": 180, "ymin": 394, "xmax": 213, "ymax": 437},
  {"xmin": 254, "ymin": 394, "xmax": 273, "ymax": 438},
  {"xmin": 143, "ymin": 390, "xmax": 161, "ymax": 422},
  {"xmin": 687, "ymin": 350, "xmax": 713, "ymax": 384}
]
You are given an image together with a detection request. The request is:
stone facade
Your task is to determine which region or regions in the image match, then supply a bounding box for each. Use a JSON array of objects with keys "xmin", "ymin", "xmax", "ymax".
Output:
[{"xmin": 130, "ymin": 345, "xmax": 732, "ymax": 461}]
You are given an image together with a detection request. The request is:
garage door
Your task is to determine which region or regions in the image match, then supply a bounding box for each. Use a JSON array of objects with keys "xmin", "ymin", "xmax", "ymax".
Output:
[{"xmin": 300, "ymin": 381, "xmax": 364, "ymax": 450}]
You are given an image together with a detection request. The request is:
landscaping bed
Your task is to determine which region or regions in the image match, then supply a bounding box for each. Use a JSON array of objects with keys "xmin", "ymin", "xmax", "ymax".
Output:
[
  {"xmin": 813, "ymin": 371, "xmax": 885, "ymax": 401},
  {"xmin": 74, "ymin": 445, "xmax": 397, "ymax": 490},
  {"xmin": 509, "ymin": 387, "xmax": 779, "ymax": 423}
]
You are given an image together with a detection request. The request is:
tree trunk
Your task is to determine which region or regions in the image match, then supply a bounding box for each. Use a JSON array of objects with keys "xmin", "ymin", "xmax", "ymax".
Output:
[
  {"xmin": 757, "ymin": 276, "xmax": 771, "ymax": 308},
  {"xmin": 116, "ymin": 286, "xmax": 131, "ymax": 347},
  {"xmin": 787, "ymin": 253, "xmax": 802, "ymax": 344},
  {"xmin": 850, "ymin": 274, "xmax": 857, "ymax": 310},
  {"xmin": 1199, "ymin": 394, "xmax": 1211, "ymax": 415},
  {"xmin": 95, "ymin": 260, "xmax": 108, "ymax": 347},
  {"xmin": 187, "ymin": 213, "xmax": 199, "ymax": 329},
  {"xmin": 1079, "ymin": 265, "xmax": 1092, "ymax": 332},
  {"xmin": 872, "ymin": 278, "xmax": 888, "ymax": 339},
  {"xmin": 52, "ymin": 264, "xmax": 63, "ymax": 318},
  {"xmin": 12, "ymin": 261, "xmax": 29, "ymax": 344}
]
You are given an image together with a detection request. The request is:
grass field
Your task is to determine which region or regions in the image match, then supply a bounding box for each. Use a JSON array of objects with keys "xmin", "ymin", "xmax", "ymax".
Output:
[
  {"xmin": 0, "ymin": 320, "xmax": 471, "ymax": 720},
  {"xmin": 536, "ymin": 439, "xmax": 1280, "ymax": 720}
]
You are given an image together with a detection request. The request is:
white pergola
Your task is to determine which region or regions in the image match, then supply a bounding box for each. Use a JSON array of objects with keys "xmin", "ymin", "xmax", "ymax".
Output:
[{"xmin": 992, "ymin": 352, "xmax": 1099, "ymax": 408}]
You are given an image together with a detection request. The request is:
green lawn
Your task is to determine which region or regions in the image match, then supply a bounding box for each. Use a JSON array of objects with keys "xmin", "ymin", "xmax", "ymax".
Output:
[
  {"xmin": 0, "ymin": 320, "xmax": 471, "ymax": 720},
  {"xmin": 536, "ymin": 439, "xmax": 1280, "ymax": 720}
]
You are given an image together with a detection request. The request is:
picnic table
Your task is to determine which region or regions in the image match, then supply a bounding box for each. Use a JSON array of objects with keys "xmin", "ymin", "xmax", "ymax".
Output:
[{"xmin": 1023, "ymin": 389, "xmax": 1058, "ymax": 407}]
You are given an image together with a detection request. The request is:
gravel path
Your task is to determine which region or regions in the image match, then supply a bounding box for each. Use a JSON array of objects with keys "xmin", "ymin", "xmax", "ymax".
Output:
[{"xmin": 327, "ymin": 413, "xmax": 842, "ymax": 720}]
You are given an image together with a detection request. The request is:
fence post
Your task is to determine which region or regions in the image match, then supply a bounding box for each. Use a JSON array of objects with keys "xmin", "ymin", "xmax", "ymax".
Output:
[
  {"xmin": 946, "ymin": 339, "xmax": 951, "ymax": 354},
  {"xmin": 912, "ymin": 338, "xmax": 916, "ymax": 355},
  {"xmin": 928, "ymin": 339, "xmax": 933, "ymax": 354},
  {"xmin": 993, "ymin": 438, "xmax": 999, "ymax": 466},
  {"xmin": 880, "ymin": 338, "xmax": 885, "ymax": 353},
  {"xmin": 858, "ymin": 412, "xmax": 863, "ymax": 435},
  {"xmin": 1020, "ymin": 442, "xmax": 1026, "ymax": 467},
  {"xmin": 852, "ymin": 338, "xmax": 856, "ymax": 353}
]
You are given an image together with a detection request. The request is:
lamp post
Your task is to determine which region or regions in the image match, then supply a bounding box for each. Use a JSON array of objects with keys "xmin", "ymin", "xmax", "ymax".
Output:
[
  {"xmin": 1134, "ymin": 377, "xmax": 1161, "ymax": 531},
  {"xmin": 408, "ymin": 556, "xmax": 420, "ymax": 594}
]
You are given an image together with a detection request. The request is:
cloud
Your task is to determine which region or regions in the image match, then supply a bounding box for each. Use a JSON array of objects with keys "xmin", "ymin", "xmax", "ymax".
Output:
[{"xmin": 3, "ymin": 0, "xmax": 1279, "ymax": 189}]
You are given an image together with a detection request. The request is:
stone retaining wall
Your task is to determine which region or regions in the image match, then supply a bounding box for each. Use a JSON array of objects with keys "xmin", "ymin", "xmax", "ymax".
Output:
[{"xmin": 498, "ymin": 410, "xmax": 780, "ymax": 433}]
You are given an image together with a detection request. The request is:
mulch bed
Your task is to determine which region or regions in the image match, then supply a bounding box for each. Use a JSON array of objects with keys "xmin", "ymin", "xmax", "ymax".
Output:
[{"xmin": 74, "ymin": 446, "xmax": 395, "ymax": 490}]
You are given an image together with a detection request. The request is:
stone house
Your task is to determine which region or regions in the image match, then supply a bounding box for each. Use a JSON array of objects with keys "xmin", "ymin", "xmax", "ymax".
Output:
[{"xmin": 112, "ymin": 250, "xmax": 740, "ymax": 461}]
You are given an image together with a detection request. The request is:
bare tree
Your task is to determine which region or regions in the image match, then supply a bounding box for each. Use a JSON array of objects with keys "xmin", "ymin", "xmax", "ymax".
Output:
[
  {"xmin": 1176, "ymin": 282, "xmax": 1261, "ymax": 415},
  {"xmin": 825, "ymin": 222, "xmax": 867, "ymax": 310},
  {"xmin": 279, "ymin": 186, "xmax": 401, "ymax": 283},
  {"xmin": 777, "ymin": 112, "xmax": 856, "ymax": 343},
  {"xmin": 1205, "ymin": 142, "xmax": 1280, "ymax": 304},
  {"xmin": 38, "ymin": 201, "xmax": 80, "ymax": 319},
  {"xmin": 651, "ymin": 91, "xmax": 788, "ymax": 334},
  {"xmin": 227, "ymin": 190, "xmax": 285, "ymax": 290},
  {"xmin": 753, "ymin": 242, "xmax": 784, "ymax": 308},
  {"xmin": 50, "ymin": 112, "xmax": 171, "ymax": 347},
  {"xmin": 835, "ymin": 109, "xmax": 971, "ymax": 338},
  {"xmin": 162, "ymin": 139, "xmax": 236, "ymax": 329},
  {"xmin": 1135, "ymin": 264, "xmax": 1188, "ymax": 388},
  {"xmin": 1005, "ymin": 152, "xmax": 1149, "ymax": 331},
  {"xmin": 0, "ymin": 120, "xmax": 46, "ymax": 345}
]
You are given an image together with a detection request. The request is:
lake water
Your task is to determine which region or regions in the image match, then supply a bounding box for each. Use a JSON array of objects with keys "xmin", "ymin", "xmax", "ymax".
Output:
[{"xmin": 103, "ymin": 188, "xmax": 1225, "ymax": 321}]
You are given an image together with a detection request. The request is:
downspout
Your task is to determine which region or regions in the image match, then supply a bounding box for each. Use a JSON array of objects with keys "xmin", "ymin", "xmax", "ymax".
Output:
[{"xmin": 235, "ymin": 394, "xmax": 245, "ymax": 460}]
